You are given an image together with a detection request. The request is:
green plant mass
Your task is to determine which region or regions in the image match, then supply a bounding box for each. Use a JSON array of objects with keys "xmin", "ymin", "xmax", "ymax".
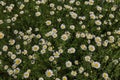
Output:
[{"xmin": 0, "ymin": 0, "xmax": 120, "ymax": 80}]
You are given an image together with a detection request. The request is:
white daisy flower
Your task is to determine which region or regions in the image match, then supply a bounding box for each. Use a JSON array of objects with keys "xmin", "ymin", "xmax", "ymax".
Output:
[
  {"xmin": 102, "ymin": 72, "xmax": 109, "ymax": 79},
  {"xmin": 88, "ymin": 45, "xmax": 95, "ymax": 52},
  {"xmin": 65, "ymin": 61, "xmax": 72, "ymax": 68},
  {"xmin": 91, "ymin": 61, "xmax": 101, "ymax": 69},
  {"xmin": 14, "ymin": 58, "xmax": 22, "ymax": 65},
  {"xmin": 45, "ymin": 69, "xmax": 54, "ymax": 77},
  {"xmin": 78, "ymin": 67, "xmax": 84, "ymax": 73},
  {"xmin": 71, "ymin": 71, "xmax": 77, "ymax": 76},
  {"xmin": 69, "ymin": 11, "xmax": 78, "ymax": 19},
  {"xmin": 80, "ymin": 44, "xmax": 87, "ymax": 50},
  {"xmin": 35, "ymin": 12, "xmax": 41, "ymax": 17},
  {"xmin": 95, "ymin": 20, "xmax": 102, "ymax": 26},
  {"xmin": 23, "ymin": 72, "xmax": 30, "ymax": 78},
  {"xmin": 38, "ymin": 77, "xmax": 44, "ymax": 80},
  {"xmin": 61, "ymin": 34, "xmax": 68, "ymax": 41},
  {"xmin": 62, "ymin": 76, "xmax": 68, "ymax": 80},
  {"xmin": 67, "ymin": 47, "xmax": 76, "ymax": 54},
  {"xmin": 32, "ymin": 45, "xmax": 39, "ymax": 51},
  {"xmin": 45, "ymin": 20, "xmax": 52, "ymax": 26},
  {"xmin": 0, "ymin": 32, "xmax": 4, "ymax": 39},
  {"xmin": 85, "ymin": 56, "xmax": 91, "ymax": 62},
  {"xmin": 60, "ymin": 24, "xmax": 66, "ymax": 29},
  {"xmin": 2, "ymin": 45, "xmax": 8, "ymax": 51}
]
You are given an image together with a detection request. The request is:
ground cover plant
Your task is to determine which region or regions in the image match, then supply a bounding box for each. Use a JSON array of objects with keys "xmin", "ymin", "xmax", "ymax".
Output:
[{"xmin": 0, "ymin": 0, "xmax": 120, "ymax": 80}]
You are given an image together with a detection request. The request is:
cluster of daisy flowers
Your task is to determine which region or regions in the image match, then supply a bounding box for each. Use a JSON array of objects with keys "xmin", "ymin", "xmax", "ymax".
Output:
[{"xmin": 0, "ymin": 0, "xmax": 120, "ymax": 80}]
